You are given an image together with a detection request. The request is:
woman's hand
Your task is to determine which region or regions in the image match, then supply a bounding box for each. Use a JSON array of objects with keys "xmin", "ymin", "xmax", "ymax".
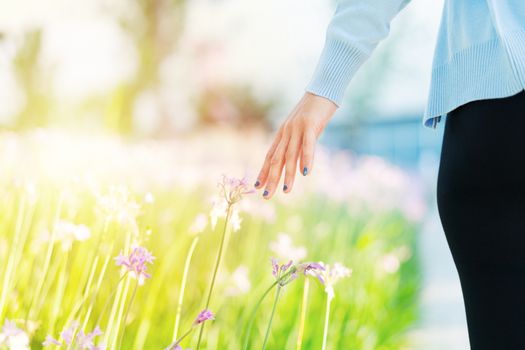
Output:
[{"xmin": 254, "ymin": 92, "xmax": 338, "ymax": 199}]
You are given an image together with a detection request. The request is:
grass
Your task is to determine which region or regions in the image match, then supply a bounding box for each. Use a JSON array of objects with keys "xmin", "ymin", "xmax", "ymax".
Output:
[{"xmin": 0, "ymin": 130, "xmax": 425, "ymax": 349}]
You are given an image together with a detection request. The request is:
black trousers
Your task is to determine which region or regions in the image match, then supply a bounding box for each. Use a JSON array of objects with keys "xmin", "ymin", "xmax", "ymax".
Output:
[{"xmin": 437, "ymin": 89, "xmax": 525, "ymax": 349}]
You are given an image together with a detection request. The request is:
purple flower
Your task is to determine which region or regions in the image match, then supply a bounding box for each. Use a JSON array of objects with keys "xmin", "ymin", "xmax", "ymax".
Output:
[
  {"xmin": 76, "ymin": 326, "xmax": 103, "ymax": 350},
  {"xmin": 218, "ymin": 174, "xmax": 255, "ymax": 205},
  {"xmin": 297, "ymin": 262, "xmax": 326, "ymax": 284},
  {"xmin": 1, "ymin": 319, "xmax": 25, "ymax": 338},
  {"xmin": 1, "ymin": 319, "xmax": 30, "ymax": 349},
  {"xmin": 193, "ymin": 309, "xmax": 215, "ymax": 326},
  {"xmin": 271, "ymin": 258, "xmax": 297, "ymax": 286},
  {"xmin": 270, "ymin": 259, "xmax": 327, "ymax": 287},
  {"xmin": 59, "ymin": 323, "xmax": 75, "ymax": 345},
  {"xmin": 115, "ymin": 246, "xmax": 155, "ymax": 285},
  {"xmin": 43, "ymin": 322, "xmax": 104, "ymax": 350},
  {"xmin": 164, "ymin": 310, "xmax": 215, "ymax": 350},
  {"xmin": 43, "ymin": 335, "xmax": 61, "ymax": 346},
  {"xmin": 311, "ymin": 262, "xmax": 352, "ymax": 300},
  {"xmin": 271, "ymin": 258, "xmax": 279, "ymax": 278},
  {"xmin": 271, "ymin": 258, "xmax": 293, "ymax": 278}
]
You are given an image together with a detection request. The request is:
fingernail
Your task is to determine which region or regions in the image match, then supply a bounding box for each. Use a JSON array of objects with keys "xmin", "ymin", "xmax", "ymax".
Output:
[
  {"xmin": 303, "ymin": 167, "xmax": 308, "ymax": 176},
  {"xmin": 254, "ymin": 180, "xmax": 260, "ymax": 187},
  {"xmin": 263, "ymin": 190, "xmax": 269, "ymax": 197},
  {"xmin": 283, "ymin": 184, "xmax": 288, "ymax": 191}
]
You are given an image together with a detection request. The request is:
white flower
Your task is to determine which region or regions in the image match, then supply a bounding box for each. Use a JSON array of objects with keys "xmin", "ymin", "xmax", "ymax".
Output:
[
  {"xmin": 380, "ymin": 254, "xmax": 400, "ymax": 274},
  {"xmin": 269, "ymin": 233, "xmax": 307, "ymax": 261},
  {"xmin": 97, "ymin": 186, "xmax": 141, "ymax": 228},
  {"xmin": 225, "ymin": 266, "xmax": 251, "ymax": 296},
  {"xmin": 189, "ymin": 213, "xmax": 208, "ymax": 234},
  {"xmin": 209, "ymin": 196, "xmax": 228, "ymax": 230},
  {"xmin": 230, "ymin": 208, "xmax": 242, "ymax": 232},
  {"xmin": 209, "ymin": 197, "xmax": 243, "ymax": 232},
  {"xmin": 377, "ymin": 246, "xmax": 410, "ymax": 274},
  {"xmin": 43, "ymin": 321, "xmax": 105, "ymax": 350},
  {"xmin": 40, "ymin": 220, "xmax": 91, "ymax": 251},
  {"xmin": 144, "ymin": 192, "xmax": 155, "ymax": 204},
  {"xmin": 314, "ymin": 262, "xmax": 352, "ymax": 300},
  {"xmin": 0, "ymin": 319, "xmax": 30, "ymax": 350}
]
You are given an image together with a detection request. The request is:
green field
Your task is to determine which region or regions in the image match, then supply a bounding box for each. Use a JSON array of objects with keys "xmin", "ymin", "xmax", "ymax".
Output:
[{"xmin": 0, "ymin": 130, "xmax": 425, "ymax": 349}]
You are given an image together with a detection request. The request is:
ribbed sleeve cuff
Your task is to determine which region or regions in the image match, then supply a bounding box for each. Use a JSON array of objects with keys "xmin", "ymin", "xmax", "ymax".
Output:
[{"xmin": 305, "ymin": 38, "xmax": 369, "ymax": 107}]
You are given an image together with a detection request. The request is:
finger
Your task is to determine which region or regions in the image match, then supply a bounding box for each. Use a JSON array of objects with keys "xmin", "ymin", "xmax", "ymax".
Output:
[
  {"xmin": 255, "ymin": 127, "xmax": 283, "ymax": 189},
  {"xmin": 263, "ymin": 135, "xmax": 289, "ymax": 199},
  {"xmin": 256, "ymin": 100, "xmax": 304, "ymax": 189},
  {"xmin": 300, "ymin": 129, "xmax": 316, "ymax": 176},
  {"xmin": 282, "ymin": 131, "xmax": 301, "ymax": 193}
]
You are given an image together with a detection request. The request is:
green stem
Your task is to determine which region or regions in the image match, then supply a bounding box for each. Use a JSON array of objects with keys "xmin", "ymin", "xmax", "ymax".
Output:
[
  {"xmin": 65, "ymin": 220, "xmax": 113, "ymax": 330},
  {"xmin": 108, "ymin": 275, "xmax": 131, "ymax": 350},
  {"xmin": 242, "ymin": 280, "xmax": 279, "ymax": 350},
  {"xmin": 80, "ymin": 248, "xmax": 113, "ymax": 331},
  {"xmin": 64, "ymin": 259, "xmax": 103, "ymax": 350},
  {"xmin": 262, "ymin": 285, "xmax": 282, "ymax": 350},
  {"xmin": 117, "ymin": 279, "xmax": 139, "ymax": 349},
  {"xmin": 48, "ymin": 253, "xmax": 69, "ymax": 332},
  {"xmin": 27, "ymin": 194, "xmax": 62, "ymax": 321},
  {"xmin": 173, "ymin": 235, "xmax": 200, "ymax": 341},
  {"xmin": 0, "ymin": 196, "xmax": 25, "ymax": 320},
  {"xmin": 105, "ymin": 233, "xmax": 131, "ymax": 346},
  {"xmin": 95, "ymin": 273, "xmax": 128, "ymax": 327},
  {"xmin": 321, "ymin": 295, "xmax": 332, "ymax": 350},
  {"xmin": 196, "ymin": 204, "xmax": 233, "ymax": 349},
  {"xmin": 296, "ymin": 278, "xmax": 310, "ymax": 350},
  {"xmin": 167, "ymin": 327, "xmax": 194, "ymax": 350}
]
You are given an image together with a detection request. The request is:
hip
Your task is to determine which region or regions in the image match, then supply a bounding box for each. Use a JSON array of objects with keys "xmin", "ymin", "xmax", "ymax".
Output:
[{"xmin": 437, "ymin": 89, "xmax": 525, "ymax": 192}]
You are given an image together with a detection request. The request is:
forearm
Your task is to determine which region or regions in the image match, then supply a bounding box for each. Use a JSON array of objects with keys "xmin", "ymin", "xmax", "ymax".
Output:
[{"xmin": 305, "ymin": 0, "xmax": 412, "ymax": 106}]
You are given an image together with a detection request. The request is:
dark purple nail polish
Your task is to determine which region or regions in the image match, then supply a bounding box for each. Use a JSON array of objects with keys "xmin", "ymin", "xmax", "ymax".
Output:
[
  {"xmin": 283, "ymin": 184, "xmax": 288, "ymax": 191},
  {"xmin": 254, "ymin": 180, "xmax": 260, "ymax": 187},
  {"xmin": 263, "ymin": 190, "xmax": 269, "ymax": 197},
  {"xmin": 303, "ymin": 167, "xmax": 308, "ymax": 176}
]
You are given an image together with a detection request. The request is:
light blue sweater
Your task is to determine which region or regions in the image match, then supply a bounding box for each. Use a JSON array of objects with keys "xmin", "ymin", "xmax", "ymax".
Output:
[{"xmin": 305, "ymin": 0, "xmax": 525, "ymax": 129}]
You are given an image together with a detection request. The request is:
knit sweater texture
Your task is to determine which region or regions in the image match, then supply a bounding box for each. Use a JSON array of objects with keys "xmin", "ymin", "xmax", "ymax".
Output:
[{"xmin": 304, "ymin": 0, "xmax": 525, "ymax": 129}]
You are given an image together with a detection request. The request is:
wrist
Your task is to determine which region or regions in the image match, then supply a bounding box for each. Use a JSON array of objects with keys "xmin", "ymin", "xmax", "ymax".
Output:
[
  {"xmin": 302, "ymin": 92, "xmax": 338, "ymax": 124},
  {"xmin": 304, "ymin": 91, "xmax": 339, "ymax": 110}
]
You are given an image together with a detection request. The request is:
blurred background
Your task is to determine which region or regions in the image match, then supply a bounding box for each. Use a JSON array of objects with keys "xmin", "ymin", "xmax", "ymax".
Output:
[{"xmin": 0, "ymin": 0, "xmax": 470, "ymax": 349}]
